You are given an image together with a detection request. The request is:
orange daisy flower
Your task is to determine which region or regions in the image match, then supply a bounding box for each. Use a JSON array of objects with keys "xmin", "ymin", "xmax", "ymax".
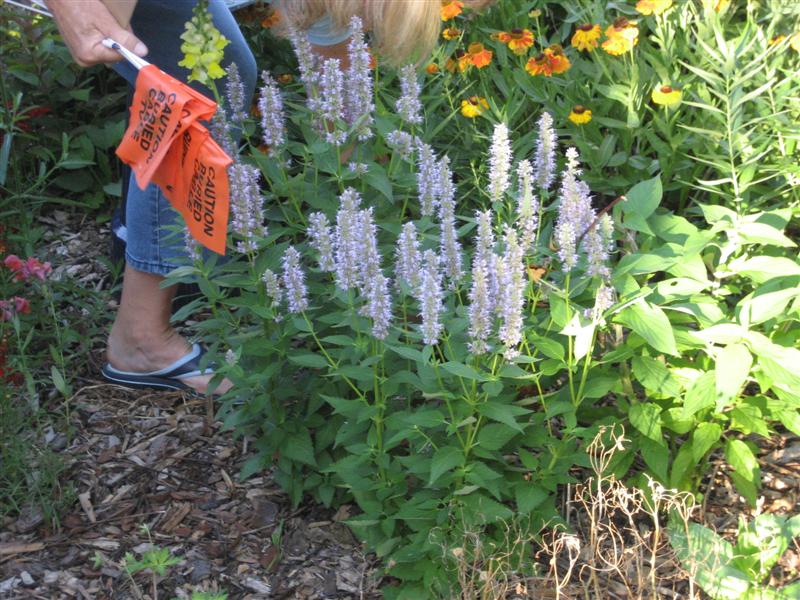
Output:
[
  {"xmin": 526, "ymin": 44, "xmax": 571, "ymax": 76},
  {"xmin": 442, "ymin": 27, "xmax": 462, "ymax": 41},
  {"xmin": 571, "ymin": 23, "xmax": 602, "ymax": 52},
  {"xmin": 602, "ymin": 17, "xmax": 639, "ymax": 56},
  {"xmin": 426, "ymin": 63, "xmax": 440, "ymax": 74},
  {"xmin": 497, "ymin": 28, "xmax": 535, "ymax": 54},
  {"xmin": 441, "ymin": 0, "xmax": 464, "ymax": 21},
  {"xmin": 467, "ymin": 42, "xmax": 493, "ymax": 68},
  {"xmin": 461, "ymin": 95, "xmax": 489, "ymax": 118}
]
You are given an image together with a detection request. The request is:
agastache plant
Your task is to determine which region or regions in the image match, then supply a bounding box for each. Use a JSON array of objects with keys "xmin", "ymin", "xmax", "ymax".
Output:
[
  {"xmin": 356, "ymin": 208, "xmax": 392, "ymax": 339},
  {"xmin": 396, "ymin": 221, "xmax": 422, "ymax": 291},
  {"xmin": 287, "ymin": 26, "xmax": 319, "ymax": 91},
  {"xmin": 225, "ymin": 62, "xmax": 248, "ymax": 126},
  {"xmin": 262, "ymin": 268, "xmax": 283, "ymax": 318},
  {"xmin": 516, "ymin": 159, "xmax": 539, "ymax": 253},
  {"xmin": 488, "ymin": 122, "xmax": 512, "ymax": 203},
  {"xmin": 386, "ymin": 130, "xmax": 416, "ymax": 160},
  {"xmin": 345, "ymin": 16, "xmax": 374, "ymax": 140},
  {"xmin": 396, "ymin": 64, "xmax": 423, "ymax": 126},
  {"xmin": 334, "ymin": 188, "xmax": 364, "ymax": 291},
  {"xmin": 475, "ymin": 209, "xmax": 498, "ymax": 303},
  {"xmin": 307, "ymin": 212, "xmax": 336, "ymax": 272},
  {"xmin": 315, "ymin": 58, "xmax": 346, "ymax": 145},
  {"xmin": 496, "ymin": 226, "xmax": 526, "ymax": 359},
  {"xmin": 468, "ymin": 255, "xmax": 493, "ymax": 355},
  {"xmin": 416, "ymin": 141, "xmax": 440, "ymax": 217},
  {"xmin": 418, "ymin": 250, "xmax": 443, "ymax": 345},
  {"xmin": 555, "ymin": 148, "xmax": 595, "ymax": 271},
  {"xmin": 282, "ymin": 246, "xmax": 308, "ymax": 313},
  {"xmin": 534, "ymin": 111, "xmax": 557, "ymax": 192},
  {"xmin": 437, "ymin": 157, "xmax": 463, "ymax": 285},
  {"xmin": 228, "ymin": 162, "xmax": 266, "ymax": 253},
  {"xmin": 258, "ymin": 70, "xmax": 286, "ymax": 155}
]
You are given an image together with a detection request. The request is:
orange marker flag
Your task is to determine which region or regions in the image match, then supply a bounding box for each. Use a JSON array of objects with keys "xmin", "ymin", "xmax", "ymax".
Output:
[
  {"xmin": 116, "ymin": 64, "xmax": 232, "ymax": 255},
  {"xmin": 152, "ymin": 123, "xmax": 232, "ymax": 255}
]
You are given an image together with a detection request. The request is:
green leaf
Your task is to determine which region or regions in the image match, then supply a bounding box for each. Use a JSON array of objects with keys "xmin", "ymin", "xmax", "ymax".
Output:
[
  {"xmin": 288, "ymin": 352, "xmax": 329, "ymax": 369},
  {"xmin": 477, "ymin": 402, "xmax": 531, "ymax": 433},
  {"xmin": 615, "ymin": 299, "xmax": 678, "ymax": 356},
  {"xmin": 459, "ymin": 492, "xmax": 514, "ymax": 524},
  {"xmin": 716, "ymin": 343, "xmax": 752, "ymax": 404},
  {"xmin": 730, "ymin": 405, "xmax": 769, "ymax": 437},
  {"xmin": 387, "ymin": 344, "xmax": 426, "ymax": 363},
  {"xmin": 682, "ymin": 372, "xmax": 716, "ymax": 419},
  {"xmin": 282, "ymin": 428, "xmax": 317, "ymax": 467},
  {"xmin": 737, "ymin": 222, "xmax": 796, "ymax": 248},
  {"xmin": 668, "ymin": 521, "xmax": 751, "ymax": 600},
  {"xmin": 441, "ymin": 361, "xmax": 484, "ymax": 381},
  {"xmin": 737, "ymin": 278, "xmax": 800, "ymax": 326},
  {"xmin": 477, "ymin": 423, "xmax": 519, "ymax": 451},
  {"xmin": 428, "ymin": 446, "xmax": 463, "ymax": 486},
  {"xmin": 692, "ymin": 423, "xmax": 722, "ymax": 462},
  {"xmin": 729, "ymin": 256, "xmax": 800, "ymax": 284},
  {"xmin": 725, "ymin": 439, "xmax": 761, "ymax": 501},
  {"xmin": 515, "ymin": 484, "xmax": 549, "ymax": 514},
  {"xmin": 632, "ymin": 356, "xmax": 681, "ymax": 398},
  {"xmin": 629, "ymin": 403, "xmax": 663, "ymax": 443},
  {"xmin": 623, "ymin": 176, "xmax": 662, "ymax": 219}
]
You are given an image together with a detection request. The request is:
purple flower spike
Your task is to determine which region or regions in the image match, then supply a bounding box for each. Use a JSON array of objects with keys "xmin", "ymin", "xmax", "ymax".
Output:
[
  {"xmin": 419, "ymin": 250, "xmax": 443, "ymax": 345},
  {"xmin": 534, "ymin": 111, "xmax": 557, "ymax": 192},
  {"xmin": 488, "ymin": 122, "xmax": 512, "ymax": 203},
  {"xmin": 282, "ymin": 246, "xmax": 308, "ymax": 313},
  {"xmin": 345, "ymin": 16, "xmax": 374, "ymax": 140},
  {"xmin": 416, "ymin": 141, "xmax": 440, "ymax": 217},
  {"xmin": 396, "ymin": 221, "xmax": 422, "ymax": 292},
  {"xmin": 497, "ymin": 226, "xmax": 526, "ymax": 359},
  {"xmin": 307, "ymin": 212, "xmax": 336, "ymax": 272},
  {"xmin": 468, "ymin": 255, "xmax": 493, "ymax": 355},
  {"xmin": 397, "ymin": 64, "xmax": 423, "ymax": 126},
  {"xmin": 438, "ymin": 157, "xmax": 463, "ymax": 285},
  {"xmin": 259, "ymin": 71, "xmax": 286, "ymax": 155},
  {"xmin": 229, "ymin": 163, "xmax": 267, "ymax": 253}
]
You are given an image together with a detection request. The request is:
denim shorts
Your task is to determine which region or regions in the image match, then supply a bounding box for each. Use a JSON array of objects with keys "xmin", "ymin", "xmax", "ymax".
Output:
[{"xmin": 113, "ymin": 0, "xmax": 257, "ymax": 275}]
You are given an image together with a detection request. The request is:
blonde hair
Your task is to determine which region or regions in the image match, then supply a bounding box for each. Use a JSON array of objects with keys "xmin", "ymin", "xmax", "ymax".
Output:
[{"xmin": 277, "ymin": 0, "xmax": 440, "ymax": 65}]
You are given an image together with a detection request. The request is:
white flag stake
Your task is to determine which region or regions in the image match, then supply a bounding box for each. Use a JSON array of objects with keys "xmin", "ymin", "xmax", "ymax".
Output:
[{"xmin": 102, "ymin": 38, "xmax": 150, "ymax": 70}]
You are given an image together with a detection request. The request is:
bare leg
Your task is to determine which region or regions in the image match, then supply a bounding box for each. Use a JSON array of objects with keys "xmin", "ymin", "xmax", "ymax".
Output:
[{"xmin": 107, "ymin": 264, "xmax": 231, "ymax": 394}]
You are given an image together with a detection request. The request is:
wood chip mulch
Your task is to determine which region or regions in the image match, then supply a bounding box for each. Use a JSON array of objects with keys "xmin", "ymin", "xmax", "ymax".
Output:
[{"xmin": 0, "ymin": 386, "xmax": 381, "ymax": 599}]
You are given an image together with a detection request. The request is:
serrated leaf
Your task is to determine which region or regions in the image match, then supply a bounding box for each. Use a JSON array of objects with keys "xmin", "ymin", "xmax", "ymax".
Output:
[
  {"xmin": 716, "ymin": 343, "xmax": 752, "ymax": 404},
  {"xmin": 282, "ymin": 428, "xmax": 317, "ymax": 467},
  {"xmin": 515, "ymin": 484, "xmax": 549, "ymax": 514},
  {"xmin": 288, "ymin": 352, "xmax": 329, "ymax": 369},
  {"xmin": 477, "ymin": 402, "xmax": 531, "ymax": 433},
  {"xmin": 477, "ymin": 423, "xmax": 519, "ymax": 451},
  {"xmin": 441, "ymin": 361, "xmax": 484, "ymax": 381},
  {"xmin": 615, "ymin": 299, "xmax": 678, "ymax": 356},
  {"xmin": 428, "ymin": 446, "xmax": 463, "ymax": 486},
  {"xmin": 629, "ymin": 403, "xmax": 663, "ymax": 443},
  {"xmin": 692, "ymin": 422, "xmax": 722, "ymax": 462}
]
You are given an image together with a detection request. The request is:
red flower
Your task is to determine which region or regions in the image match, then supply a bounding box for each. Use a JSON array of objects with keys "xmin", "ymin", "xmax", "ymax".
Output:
[{"xmin": 3, "ymin": 254, "xmax": 51, "ymax": 282}]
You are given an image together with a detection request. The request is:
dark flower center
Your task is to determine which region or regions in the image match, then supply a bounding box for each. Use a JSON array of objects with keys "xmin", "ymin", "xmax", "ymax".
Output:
[
  {"xmin": 661, "ymin": 85, "xmax": 674, "ymax": 93},
  {"xmin": 573, "ymin": 105, "xmax": 587, "ymax": 114},
  {"xmin": 578, "ymin": 23, "xmax": 594, "ymax": 32}
]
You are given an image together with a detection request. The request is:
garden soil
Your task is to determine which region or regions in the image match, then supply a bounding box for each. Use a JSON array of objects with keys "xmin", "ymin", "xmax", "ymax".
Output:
[{"xmin": 0, "ymin": 211, "xmax": 798, "ymax": 599}]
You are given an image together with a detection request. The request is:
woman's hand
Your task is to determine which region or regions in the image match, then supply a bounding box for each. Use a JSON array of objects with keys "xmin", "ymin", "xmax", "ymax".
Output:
[{"xmin": 47, "ymin": 0, "xmax": 148, "ymax": 67}]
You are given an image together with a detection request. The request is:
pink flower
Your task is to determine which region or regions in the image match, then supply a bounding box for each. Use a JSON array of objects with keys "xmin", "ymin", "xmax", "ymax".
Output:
[
  {"xmin": 0, "ymin": 296, "xmax": 30, "ymax": 321},
  {"xmin": 2, "ymin": 254, "xmax": 51, "ymax": 281},
  {"xmin": 25, "ymin": 257, "xmax": 52, "ymax": 281}
]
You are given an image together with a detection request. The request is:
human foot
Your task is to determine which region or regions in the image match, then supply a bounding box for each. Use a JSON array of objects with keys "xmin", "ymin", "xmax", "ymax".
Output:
[{"xmin": 105, "ymin": 326, "xmax": 231, "ymax": 395}]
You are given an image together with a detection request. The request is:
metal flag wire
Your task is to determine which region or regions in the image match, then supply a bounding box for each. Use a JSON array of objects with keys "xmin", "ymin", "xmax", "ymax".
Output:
[{"xmin": 5, "ymin": 0, "xmax": 52, "ymax": 17}]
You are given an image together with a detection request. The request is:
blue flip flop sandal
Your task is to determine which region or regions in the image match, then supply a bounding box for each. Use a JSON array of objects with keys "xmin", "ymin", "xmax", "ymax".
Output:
[{"xmin": 101, "ymin": 343, "xmax": 215, "ymax": 391}]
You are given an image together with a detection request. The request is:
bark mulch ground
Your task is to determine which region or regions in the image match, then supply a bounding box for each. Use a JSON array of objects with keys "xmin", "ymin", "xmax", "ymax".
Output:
[{"xmin": 0, "ymin": 386, "xmax": 380, "ymax": 599}]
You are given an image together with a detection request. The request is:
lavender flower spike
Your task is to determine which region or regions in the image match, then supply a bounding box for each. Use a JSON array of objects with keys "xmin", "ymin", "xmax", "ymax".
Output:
[
  {"xmin": 287, "ymin": 26, "xmax": 319, "ymax": 92},
  {"xmin": 516, "ymin": 159, "xmax": 539, "ymax": 253},
  {"xmin": 497, "ymin": 226, "xmax": 526, "ymax": 359},
  {"xmin": 334, "ymin": 188, "xmax": 364, "ymax": 291},
  {"xmin": 438, "ymin": 157, "xmax": 463, "ymax": 285},
  {"xmin": 259, "ymin": 70, "xmax": 286, "ymax": 154},
  {"xmin": 364, "ymin": 271, "xmax": 392, "ymax": 340},
  {"xmin": 534, "ymin": 111, "xmax": 557, "ymax": 192},
  {"xmin": 419, "ymin": 250, "xmax": 443, "ymax": 345},
  {"xmin": 555, "ymin": 148, "xmax": 594, "ymax": 271},
  {"xmin": 314, "ymin": 58, "xmax": 346, "ymax": 145},
  {"xmin": 386, "ymin": 130, "xmax": 416, "ymax": 160},
  {"xmin": 488, "ymin": 122, "xmax": 512, "ymax": 203},
  {"xmin": 396, "ymin": 221, "xmax": 422, "ymax": 291},
  {"xmin": 282, "ymin": 246, "xmax": 308, "ymax": 313},
  {"xmin": 416, "ymin": 141, "xmax": 440, "ymax": 217},
  {"xmin": 397, "ymin": 64, "xmax": 423, "ymax": 125},
  {"xmin": 475, "ymin": 209, "xmax": 498, "ymax": 304},
  {"xmin": 307, "ymin": 212, "xmax": 336, "ymax": 272},
  {"xmin": 262, "ymin": 268, "xmax": 284, "ymax": 320},
  {"xmin": 229, "ymin": 163, "xmax": 267, "ymax": 253},
  {"xmin": 225, "ymin": 62, "xmax": 247, "ymax": 125},
  {"xmin": 468, "ymin": 256, "xmax": 493, "ymax": 355},
  {"xmin": 345, "ymin": 16, "xmax": 374, "ymax": 140}
]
